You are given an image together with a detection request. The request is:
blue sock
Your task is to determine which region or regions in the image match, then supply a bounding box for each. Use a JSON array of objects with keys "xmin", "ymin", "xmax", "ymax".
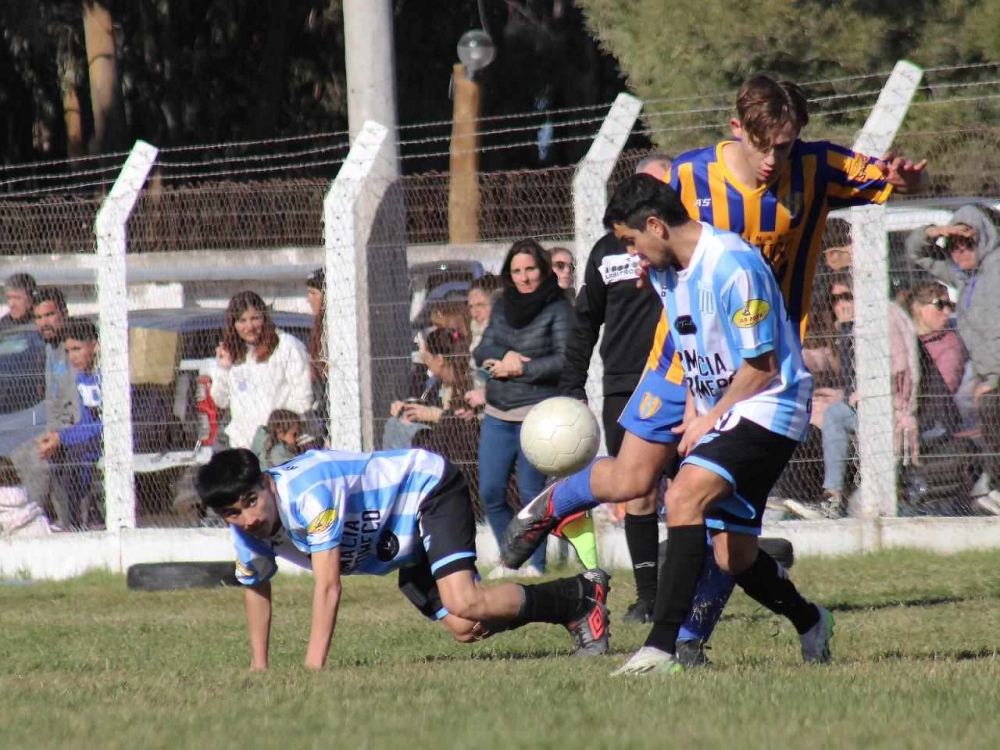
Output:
[
  {"xmin": 677, "ymin": 536, "xmax": 736, "ymax": 643},
  {"xmin": 551, "ymin": 459, "xmax": 602, "ymax": 517}
]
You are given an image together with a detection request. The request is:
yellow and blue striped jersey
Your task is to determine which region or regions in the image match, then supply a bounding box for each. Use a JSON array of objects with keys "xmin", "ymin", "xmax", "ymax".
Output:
[{"xmin": 645, "ymin": 138, "xmax": 891, "ymax": 375}]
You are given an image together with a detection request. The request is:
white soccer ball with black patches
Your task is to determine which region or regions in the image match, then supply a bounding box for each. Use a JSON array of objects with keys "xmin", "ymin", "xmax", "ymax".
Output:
[{"xmin": 520, "ymin": 397, "xmax": 601, "ymax": 477}]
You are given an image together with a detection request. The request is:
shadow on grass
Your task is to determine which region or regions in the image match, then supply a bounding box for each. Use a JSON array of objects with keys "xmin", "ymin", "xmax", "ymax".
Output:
[
  {"xmin": 870, "ymin": 647, "xmax": 999, "ymax": 662},
  {"xmin": 722, "ymin": 594, "xmax": 994, "ymax": 625}
]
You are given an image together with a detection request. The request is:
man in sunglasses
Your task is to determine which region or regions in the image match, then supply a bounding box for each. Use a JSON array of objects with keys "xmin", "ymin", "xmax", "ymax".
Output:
[{"xmin": 905, "ymin": 204, "xmax": 1000, "ymax": 513}]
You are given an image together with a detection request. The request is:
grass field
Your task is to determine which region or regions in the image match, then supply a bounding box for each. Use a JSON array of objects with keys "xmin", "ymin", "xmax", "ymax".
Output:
[{"xmin": 2, "ymin": 549, "xmax": 999, "ymax": 749}]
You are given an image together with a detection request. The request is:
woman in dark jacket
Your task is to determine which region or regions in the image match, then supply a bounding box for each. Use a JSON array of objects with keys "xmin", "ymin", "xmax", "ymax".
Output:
[{"xmin": 474, "ymin": 239, "xmax": 573, "ymax": 575}]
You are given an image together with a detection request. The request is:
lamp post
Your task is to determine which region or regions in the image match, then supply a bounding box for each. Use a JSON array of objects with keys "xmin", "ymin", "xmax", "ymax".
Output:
[{"xmin": 448, "ymin": 30, "xmax": 495, "ymax": 244}]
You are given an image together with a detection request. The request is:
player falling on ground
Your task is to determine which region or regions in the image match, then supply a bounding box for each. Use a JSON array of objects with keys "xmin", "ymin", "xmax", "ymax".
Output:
[
  {"xmin": 510, "ymin": 175, "xmax": 832, "ymax": 673},
  {"xmin": 195, "ymin": 448, "xmax": 610, "ymax": 670},
  {"xmin": 499, "ymin": 73, "xmax": 927, "ymax": 660}
]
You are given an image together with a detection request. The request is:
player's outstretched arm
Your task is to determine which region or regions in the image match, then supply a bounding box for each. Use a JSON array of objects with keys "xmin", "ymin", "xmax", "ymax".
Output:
[
  {"xmin": 244, "ymin": 581, "xmax": 273, "ymax": 671},
  {"xmin": 304, "ymin": 547, "xmax": 343, "ymax": 670},
  {"xmin": 875, "ymin": 151, "xmax": 928, "ymax": 194}
]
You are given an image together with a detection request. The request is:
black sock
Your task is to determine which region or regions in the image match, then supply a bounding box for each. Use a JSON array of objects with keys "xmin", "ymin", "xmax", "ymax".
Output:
[
  {"xmin": 624, "ymin": 511, "xmax": 659, "ymax": 603},
  {"xmin": 643, "ymin": 525, "xmax": 706, "ymax": 654},
  {"xmin": 735, "ymin": 550, "xmax": 820, "ymax": 634},
  {"xmin": 519, "ymin": 575, "xmax": 588, "ymax": 625}
]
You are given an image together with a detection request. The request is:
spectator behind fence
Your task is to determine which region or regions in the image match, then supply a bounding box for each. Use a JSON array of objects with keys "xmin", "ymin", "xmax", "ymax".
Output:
[
  {"xmin": 37, "ymin": 318, "xmax": 103, "ymax": 529},
  {"xmin": 474, "ymin": 239, "xmax": 573, "ymax": 576},
  {"xmin": 10, "ymin": 287, "xmax": 79, "ymax": 528},
  {"xmin": 383, "ymin": 327, "xmax": 478, "ymax": 450},
  {"xmin": 252, "ymin": 408, "xmax": 311, "ymax": 469},
  {"xmin": 786, "ymin": 275, "xmax": 919, "ymax": 519},
  {"xmin": 0, "ymin": 456, "xmax": 51, "ymax": 538},
  {"xmin": 1, "ymin": 273, "xmax": 37, "ymax": 330},
  {"xmin": 408, "ymin": 329, "xmax": 482, "ymax": 494},
  {"xmin": 211, "ymin": 291, "xmax": 313, "ymax": 450},
  {"xmin": 905, "ymin": 205, "xmax": 1000, "ymax": 513},
  {"xmin": 429, "ymin": 300, "xmax": 472, "ymax": 341},
  {"xmin": 305, "ymin": 268, "xmax": 329, "ymax": 443},
  {"xmin": 906, "ymin": 281, "xmax": 967, "ymax": 436},
  {"xmin": 549, "ymin": 247, "xmax": 577, "ymax": 295}
]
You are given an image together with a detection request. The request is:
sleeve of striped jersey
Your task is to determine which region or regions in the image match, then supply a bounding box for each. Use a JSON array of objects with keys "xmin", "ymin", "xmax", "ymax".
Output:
[
  {"xmin": 721, "ymin": 263, "xmax": 778, "ymax": 360},
  {"xmin": 824, "ymin": 143, "xmax": 893, "ymax": 207},
  {"xmin": 645, "ymin": 309, "xmax": 673, "ymax": 371},
  {"xmin": 233, "ymin": 528, "xmax": 279, "ymax": 586},
  {"xmin": 301, "ymin": 484, "xmax": 343, "ymax": 553}
]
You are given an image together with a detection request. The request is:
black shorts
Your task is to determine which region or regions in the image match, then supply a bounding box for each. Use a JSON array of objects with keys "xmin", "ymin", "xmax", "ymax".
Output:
[
  {"xmin": 680, "ymin": 414, "xmax": 798, "ymax": 535},
  {"xmin": 602, "ymin": 393, "xmax": 631, "ymax": 457},
  {"xmin": 398, "ymin": 461, "xmax": 479, "ymax": 621}
]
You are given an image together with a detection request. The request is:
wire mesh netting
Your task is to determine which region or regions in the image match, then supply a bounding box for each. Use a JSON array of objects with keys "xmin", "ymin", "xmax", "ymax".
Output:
[{"xmin": 3, "ymin": 65, "xmax": 1000, "ymax": 537}]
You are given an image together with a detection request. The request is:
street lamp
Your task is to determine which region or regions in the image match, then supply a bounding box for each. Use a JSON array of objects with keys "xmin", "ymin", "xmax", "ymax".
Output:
[
  {"xmin": 449, "ymin": 30, "xmax": 494, "ymax": 244},
  {"xmin": 457, "ymin": 30, "xmax": 495, "ymax": 78}
]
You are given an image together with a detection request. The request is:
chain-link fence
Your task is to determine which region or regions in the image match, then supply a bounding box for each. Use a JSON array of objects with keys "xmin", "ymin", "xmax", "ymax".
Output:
[{"xmin": 2, "ymin": 65, "xmax": 1000, "ymax": 555}]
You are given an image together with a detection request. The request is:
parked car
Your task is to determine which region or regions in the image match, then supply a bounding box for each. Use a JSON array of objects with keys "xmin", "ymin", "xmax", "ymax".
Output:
[{"xmin": 408, "ymin": 260, "xmax": 486, "ymax": 331}]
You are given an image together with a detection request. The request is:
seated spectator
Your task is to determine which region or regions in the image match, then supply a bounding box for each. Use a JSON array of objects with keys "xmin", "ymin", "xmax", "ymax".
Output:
[
  {"xmin": 383, "ymin": 328, "xmax": 478, "ymax": 449},
  {"xmin": 210, "ymin": 291, "xmax": 313, "ymax": 450},
  {"xmin": 1, "ymin": 273, "xmax": 37, "ymax": 330},
  {"xmin": 10, "ymin": 287, "xmax": 79, "ymax": 528},
  {"xmin": 251, "ymin": 408, "xmax": 312, "ymax": 469},
  {"xmin": 786, "ymin": 276, "xmax": 919, "ymax": 519},
  {"xmin": 428, "ymin": 300, "xmax": 472, "ymax": 342},
  {"xmin": 0, "ymin": 457, "xmax": 51, "ymax": 538},
  {"xmin": 906, "ymin": 281, "xmax": 967, "ymax": 439},
  {"xmin": 905, "ymin": 205, "xmax": 1000, "ymax": 514},
  {"xmin": 37, "ymin": 318, "xmax": 103, "ymax": 529}
]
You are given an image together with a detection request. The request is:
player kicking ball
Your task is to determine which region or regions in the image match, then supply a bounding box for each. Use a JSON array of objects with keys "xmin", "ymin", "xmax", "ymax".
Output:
[
  {"xmin": 503, "ymin": 175, "xmax": 832, "ymax": 674},
  {"xmin": 195, "ymin": 447, "xmax": 610, "ymax": 670}
]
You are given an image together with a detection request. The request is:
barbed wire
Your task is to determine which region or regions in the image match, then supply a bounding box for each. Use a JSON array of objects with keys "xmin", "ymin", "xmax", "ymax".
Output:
[{"xmin": 156, "ymin": 141, "xmax": 351, "ymax": 169}]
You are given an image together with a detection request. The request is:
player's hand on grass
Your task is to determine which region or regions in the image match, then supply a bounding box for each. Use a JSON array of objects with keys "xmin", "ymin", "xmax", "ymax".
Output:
[{"xmin": 876, "ymin": 151, "xmax": 928, "ymax": 194}]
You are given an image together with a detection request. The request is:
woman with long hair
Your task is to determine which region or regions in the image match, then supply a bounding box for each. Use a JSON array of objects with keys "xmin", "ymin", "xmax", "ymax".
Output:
[
  {"xmin": 210, "ymin": 290, "xmax": 313, "ymax": 449},
  {"xmin": 473, "ymin": 239, "xmax": 573, "ymax": 575}
]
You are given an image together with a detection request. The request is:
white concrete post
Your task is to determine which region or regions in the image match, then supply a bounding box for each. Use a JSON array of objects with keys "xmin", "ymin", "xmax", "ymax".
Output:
[
  {"xmin": 94, "ymin": 140, "xmax": 159, "ymax": 530},
  {"xmin": 851, "ymin": 60, "xmax": 923, "ymax": 522},
  {"xmin": 323, "ymin": 121, "xmax": 390, "ymax": 452},
  {"xmin": 572, "ymin": 93, "xmax": 643, "ymax": 438}
]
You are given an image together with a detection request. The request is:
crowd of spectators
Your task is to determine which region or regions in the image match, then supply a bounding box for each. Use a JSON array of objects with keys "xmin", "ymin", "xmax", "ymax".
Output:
[{"xmin": 4, "ymin": 200, "xmax": 1000, "ymax": 535}]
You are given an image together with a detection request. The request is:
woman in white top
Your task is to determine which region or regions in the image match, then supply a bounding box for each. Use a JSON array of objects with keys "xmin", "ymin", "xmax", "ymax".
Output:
[{"xmin": 210, "ymin": 291, "xmax": 313, "ymax": 450}]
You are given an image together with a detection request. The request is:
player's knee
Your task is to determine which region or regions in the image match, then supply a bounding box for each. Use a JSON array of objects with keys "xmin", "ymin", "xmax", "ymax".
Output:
[{"xmin": 624, "ymin": 492, "xmax": 657, "ymax": 515}]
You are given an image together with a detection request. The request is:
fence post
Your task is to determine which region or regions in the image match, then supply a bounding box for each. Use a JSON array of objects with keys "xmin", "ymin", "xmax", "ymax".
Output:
[
  {"xmin": 95, "ymin": 140, "xmax": 159, "ymax": 532},
  {"xmin": 850, "ymin": 60, "xmax": 923, "ymax": 529},
  {"xmin": 572, "ymin": 93, "xmax": 643, "ymax": 432},
  {"xmin": 323, "ymin": 121, "xmax": 390, "ymax": 452}
]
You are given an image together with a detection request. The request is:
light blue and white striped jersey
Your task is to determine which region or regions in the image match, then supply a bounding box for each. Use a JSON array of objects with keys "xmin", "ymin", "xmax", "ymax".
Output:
[
  {"xmin": 231, "ymin": 448, "xmax": 447, "ymax": 586},
  {"xmin": 647, "ymin": 223, "xmax": 813, "ymax": 441}
]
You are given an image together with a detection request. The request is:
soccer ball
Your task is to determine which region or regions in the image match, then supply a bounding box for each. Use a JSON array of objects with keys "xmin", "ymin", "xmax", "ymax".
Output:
[{"xmin": 520, "ymin": 397, "xmax": 601, "ymax": 477}]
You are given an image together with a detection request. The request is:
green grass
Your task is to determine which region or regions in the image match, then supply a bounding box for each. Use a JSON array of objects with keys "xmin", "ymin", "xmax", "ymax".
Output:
[{"xmin": 1, "ymin": 550, "xmax": 999, "ymax": 749}]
